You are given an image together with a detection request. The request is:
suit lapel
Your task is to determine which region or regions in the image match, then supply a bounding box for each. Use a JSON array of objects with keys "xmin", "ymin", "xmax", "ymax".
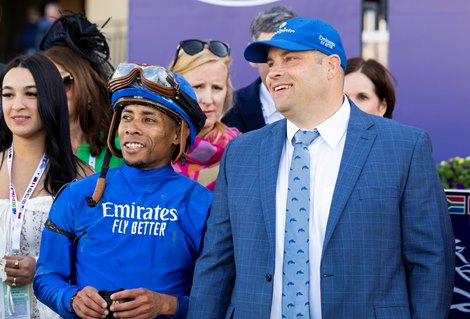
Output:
[
  {"xmin": 323, "ymin": 105, "xmax": 376, "ymax": 252},
  {"xmin": 260, "ymin": 120, "xmax": 286, "ymax": 256}
]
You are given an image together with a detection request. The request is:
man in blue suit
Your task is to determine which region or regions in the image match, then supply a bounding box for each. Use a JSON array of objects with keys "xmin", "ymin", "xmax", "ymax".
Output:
[{"xmin": 188, "ymin": 17, "xmax": 455, "ymax": 319}]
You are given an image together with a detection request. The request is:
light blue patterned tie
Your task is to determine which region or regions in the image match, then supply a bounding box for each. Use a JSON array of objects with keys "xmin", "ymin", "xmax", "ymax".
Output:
[{"xmin": 282, "ymin": 129, "xmax": 319, "ymax": 319}]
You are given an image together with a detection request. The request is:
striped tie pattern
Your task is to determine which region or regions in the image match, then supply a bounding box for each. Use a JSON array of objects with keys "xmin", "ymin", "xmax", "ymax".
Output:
[{"xmin": 282, "ymin": 129, "xmax": 319, "ymax": 319}]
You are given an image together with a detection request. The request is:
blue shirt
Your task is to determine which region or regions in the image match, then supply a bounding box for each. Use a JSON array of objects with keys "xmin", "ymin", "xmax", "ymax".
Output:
[{"xmin": 34, "ymin": 163, "xmax": 212, "ymax": 318}]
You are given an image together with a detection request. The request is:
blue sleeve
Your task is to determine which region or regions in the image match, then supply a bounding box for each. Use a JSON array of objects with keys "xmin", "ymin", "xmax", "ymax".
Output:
[
  {"xmin": 401, "ymin": 131, "xmax": 455, "ymax": 318},
  {"xmin": 168, "ymin": 185, "xmax": 210, "ymax": 319},
  {"xmin": 168, "ymin": 295, "xmax": 188, "ymax": 319},
  {"xmin": 33, "ymin": 185, "xmax": 80, "ymax": 318},
  {"xmin": 185, "ymin": 185, "xmax": 213, "ymax": 254}
]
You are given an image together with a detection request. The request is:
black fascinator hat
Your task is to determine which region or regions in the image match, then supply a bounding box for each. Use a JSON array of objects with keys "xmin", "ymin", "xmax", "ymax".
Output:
[{"xmin": 40, "ymin": 13, "xmax": 113, "ymax": 75}]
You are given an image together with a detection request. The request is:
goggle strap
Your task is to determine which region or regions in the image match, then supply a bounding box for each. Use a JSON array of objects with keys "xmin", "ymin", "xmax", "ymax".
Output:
[
  {"xmin": 109, "ymin": 77, "xmax": 136, "ymax": 92},
  {"xmin": 85, "ymin": 149, "xmax": 113, "ymax": 207},
  {"xmin": 85, "ymin": 177, "xmax": 106, "ymax": 207},
  {"xmin": 141, "ymin": 77, "xmax": 175, "ymax": 96},
  {"xmin": 165, "ymin": 74, "xmax": 179, "ymax": 94},
  {"xmin": 173, "ymin": 121, "xmax": 189, "ymax": 163},
  {"xmin": 109, "ymin": 70, "xmax": 176, "ymax": 98},
  {"xmin": 109, "ymin": 68, "xmax": 144, "ymax": 91},
  {"xmin": 107, "ymin": 112, "xmax": 123, "ymax": 158}
]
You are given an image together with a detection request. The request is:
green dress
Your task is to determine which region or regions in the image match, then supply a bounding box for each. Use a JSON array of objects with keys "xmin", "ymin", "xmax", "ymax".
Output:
[{"xmin": 76, "ymin": 137, "xmax": 124, "ymax": 171}]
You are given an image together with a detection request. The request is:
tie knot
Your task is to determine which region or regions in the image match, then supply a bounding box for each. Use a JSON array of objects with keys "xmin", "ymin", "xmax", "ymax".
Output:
[{"xmin": 293, "ymin": 129, "xmax": 319, "ymax": 147}]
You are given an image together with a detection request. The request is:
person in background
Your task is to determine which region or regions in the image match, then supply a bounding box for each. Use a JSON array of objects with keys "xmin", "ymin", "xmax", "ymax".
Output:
[
  {"xmin": 344, "ymin": 57, "xmax": 396, "ymax": 118},
  {"xmin": 0, "ymin": 52, "xmax": 91, "ymax": 319},
  {"xmin": 34, "ymin": 63, "xmax": 211, "ymax": 319},
  {"xmin": 222, "ymin": 6, "xmax": 297, "ymax": 133},
  {"xmin": 169, "ymin": 39, "xmax": 239, "ymax": 190},
  {"xmin": 40, "ymin": 13, "xmax": 123, "ymax": 171},
  {"xmin": 34, "ymin": 2, "xmax": 60, "ymax": 50},
  {"xmin": 18, "ymin": 5, "xmax": 41, "ymax": 54},
  {"xmin": 188, "ymin": 17, "xmax": 454, "ymax": 319}
]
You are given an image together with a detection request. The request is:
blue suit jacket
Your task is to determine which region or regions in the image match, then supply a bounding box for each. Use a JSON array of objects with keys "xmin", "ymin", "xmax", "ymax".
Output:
[
  {"xmin": 222, "ymin": 78, "xmax": 266, "ymax": 133},
  {"xmin": 189, "ymin": 104, "xmax": 455, "ymax": 319}
]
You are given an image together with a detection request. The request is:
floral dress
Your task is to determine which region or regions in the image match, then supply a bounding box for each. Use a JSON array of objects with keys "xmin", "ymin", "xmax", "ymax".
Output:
[{"xmin": 0, "ymin": 196, "xmax": 61, "ymax": 319}]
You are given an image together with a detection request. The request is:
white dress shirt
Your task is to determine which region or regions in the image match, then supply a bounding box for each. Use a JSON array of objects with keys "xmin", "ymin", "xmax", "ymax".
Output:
[
  {"xmin": 260, "ymin": 83, "xmax": 284, "ymax": 125},
  {"xmin": 271, "ymin": 98, "xmax": 351, "ymax": 319}
]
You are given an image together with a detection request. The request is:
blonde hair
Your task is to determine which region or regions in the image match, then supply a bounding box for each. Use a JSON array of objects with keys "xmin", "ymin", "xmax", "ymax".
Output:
[{"xmin": 169, "ymin": 46, "xmax": 234, "ymax": 119}]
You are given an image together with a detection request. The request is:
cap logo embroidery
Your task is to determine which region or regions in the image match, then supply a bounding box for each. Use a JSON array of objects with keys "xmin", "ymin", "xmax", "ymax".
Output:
[
  {"xmin": 274, "ymin": 22, "xmax": 296, "ymax": 36},
  {"xmin": 319, "ymin": 35, "xmax": 335, "ymax": 49}
]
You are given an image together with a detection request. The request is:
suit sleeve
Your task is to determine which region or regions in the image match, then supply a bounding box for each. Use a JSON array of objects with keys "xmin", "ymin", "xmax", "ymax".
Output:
[
  {"xmin": 401, "ymin": 131, "xmax": 455, "ymax": 318},
  {"xmin": 188, "ymin": 142, "xmax": 235, "ymax": 319},
  {"xmin": 33, "ymin": 185, "xmax": 80, "ymax": 319}
]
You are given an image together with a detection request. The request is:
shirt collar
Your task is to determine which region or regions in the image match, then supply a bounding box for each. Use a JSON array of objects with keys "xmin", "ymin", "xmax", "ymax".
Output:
[{"xmin": 286, "ymin": 96, "xmax": 351, "ymax": 149}]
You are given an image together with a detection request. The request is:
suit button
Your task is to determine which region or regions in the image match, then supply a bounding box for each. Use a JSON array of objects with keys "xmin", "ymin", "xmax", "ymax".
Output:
[{"xmin": 265, "ymin": 274, "xmax": 272, "ymax": 282}]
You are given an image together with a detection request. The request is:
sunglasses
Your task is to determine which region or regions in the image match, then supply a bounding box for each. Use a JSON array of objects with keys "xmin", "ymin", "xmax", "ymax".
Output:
[
  {"xmin": 170, "ymin": 39, "xmax": 230, "ymax": 69},
  {"xmin": 109, "ymin": 63, "xmax": 206, "ymax": 132},
  {"xmin": 60, "ymin": 71, "xmax": 73, "ymax": 92}
]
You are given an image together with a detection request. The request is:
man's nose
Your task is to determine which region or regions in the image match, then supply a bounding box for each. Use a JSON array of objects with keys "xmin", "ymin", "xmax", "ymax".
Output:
[
  {"xmin": 125, "ymin": 120, "xmax": 142, "ymax": 134},
  {"xmin": 267, "ymin": 64, "xmax": 284, "ymax": 80}
]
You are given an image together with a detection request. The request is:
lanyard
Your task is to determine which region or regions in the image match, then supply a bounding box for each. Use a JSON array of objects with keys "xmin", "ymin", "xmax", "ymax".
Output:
[
  {"xmin": 7, "ymin": 146, "xmax": 48, "ymax": 254},
  {"xmin": 88, "ymin": 155, "xmax": 96, "ymax": 169}
]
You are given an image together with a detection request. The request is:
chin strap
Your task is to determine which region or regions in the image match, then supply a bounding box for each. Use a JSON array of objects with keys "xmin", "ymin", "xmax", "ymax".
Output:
[
  {"xmin": 173, "ymin": 121, "xmax": 189, "ymax": 163},
  {"xmin": 85, "ymin": 148, "xmax": 112, "ymax": 207},
  {"xmin": 107, "ymin": 112, "xmax": 122, "ymax": 158}
]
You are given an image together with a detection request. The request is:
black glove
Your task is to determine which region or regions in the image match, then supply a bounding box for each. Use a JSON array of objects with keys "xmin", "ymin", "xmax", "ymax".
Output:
[{"xmin": 98, "ymin": 288, "xmax": 133, "ymax": 319}]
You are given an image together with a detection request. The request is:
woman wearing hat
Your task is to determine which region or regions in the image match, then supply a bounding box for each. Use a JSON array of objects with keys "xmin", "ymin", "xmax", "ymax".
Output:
[{"xmin": 40, "ymin": 13, "xmax": 123, "ymax": 171}]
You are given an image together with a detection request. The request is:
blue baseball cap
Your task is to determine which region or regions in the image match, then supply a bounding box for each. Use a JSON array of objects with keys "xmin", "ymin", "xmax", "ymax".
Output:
[{"xmin": 244, "ymin": 17, "xmax": 347, "ymax": 70}]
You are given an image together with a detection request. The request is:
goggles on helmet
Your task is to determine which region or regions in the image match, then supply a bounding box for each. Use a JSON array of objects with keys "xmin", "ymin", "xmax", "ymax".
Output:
[{"xmin": 109, "ymin": 63, "xmax": 206, "ymax": 134}]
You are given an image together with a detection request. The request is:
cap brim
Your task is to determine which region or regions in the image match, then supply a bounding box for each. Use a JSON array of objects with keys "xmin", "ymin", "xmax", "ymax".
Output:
[{"xmin": 244, "ymin": 39, "xmax": 315, "ymax": 63}]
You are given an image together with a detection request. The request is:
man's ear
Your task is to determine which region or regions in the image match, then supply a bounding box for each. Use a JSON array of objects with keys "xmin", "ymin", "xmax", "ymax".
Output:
[
  {"xmin": 249, "ymin": 62, "xmax": 259, "ymax": 69},
  {"xmin": 325, "ymin": 54, "xmax": 342, "ymax": 80},
  {"xmin": 174, "ymin": 122, "xmax": 190, "ymax": 146}
]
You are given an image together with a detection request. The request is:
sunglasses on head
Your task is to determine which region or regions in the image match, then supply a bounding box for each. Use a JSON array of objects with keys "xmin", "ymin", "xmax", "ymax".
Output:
[
  {"xmin": 170, "ymin": 39, "xmax": 230, "ymax": 69},
  {"xmin": 60, "ymin": 71, "xmax": 73, "ymax": 92}
]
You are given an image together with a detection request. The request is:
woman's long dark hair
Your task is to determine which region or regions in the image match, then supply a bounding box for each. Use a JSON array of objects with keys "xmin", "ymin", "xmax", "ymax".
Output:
[{"xmin": 0, "ymin": 52, "xmax": 82, "ymax": 195}]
